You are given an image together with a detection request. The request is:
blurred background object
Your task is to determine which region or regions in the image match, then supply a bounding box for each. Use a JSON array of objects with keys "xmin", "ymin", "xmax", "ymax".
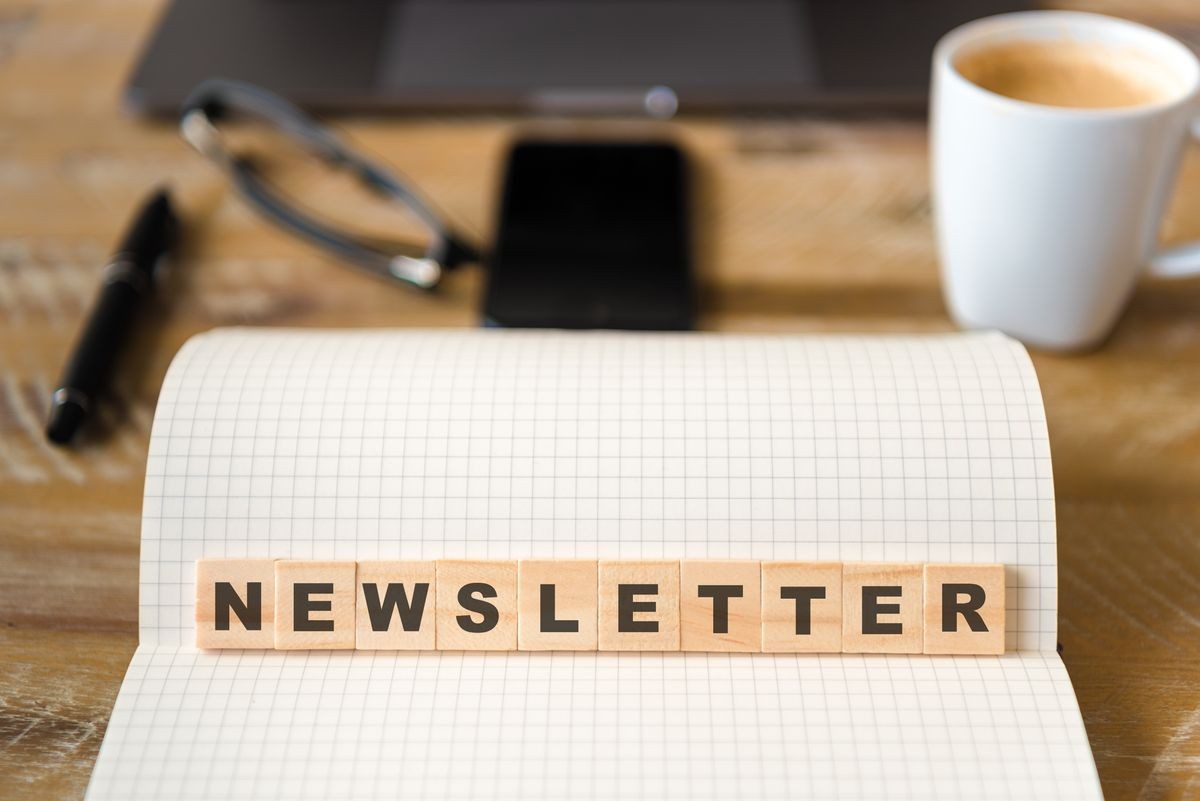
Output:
[
  {"xmin": 483, "ymin": 139, "xmax": 694, "ymax": 329},
  {"xmin": 180, "ymin": 79, "xmax": 480, "ymax": 291},
  {"xmin": 127, "ymin": 0, "xmax": 1029, "ymax": 117}
]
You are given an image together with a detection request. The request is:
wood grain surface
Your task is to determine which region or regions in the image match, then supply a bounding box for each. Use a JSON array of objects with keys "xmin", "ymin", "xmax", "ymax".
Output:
[{"xmin": 1, "ymin": 0, "xmax": 1199, "ymax": 798}]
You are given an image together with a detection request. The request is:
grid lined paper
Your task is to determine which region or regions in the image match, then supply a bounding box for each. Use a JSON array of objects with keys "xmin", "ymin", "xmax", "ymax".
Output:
[{"xmin": 86, "ymin": 329, "xmax": 1100, "ymax": 800}]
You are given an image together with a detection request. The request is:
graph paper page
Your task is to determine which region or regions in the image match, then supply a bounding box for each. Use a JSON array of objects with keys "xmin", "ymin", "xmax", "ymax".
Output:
[{"xmin": 87, "ymin": 329, "xmax": 1100, "ymax": 800}]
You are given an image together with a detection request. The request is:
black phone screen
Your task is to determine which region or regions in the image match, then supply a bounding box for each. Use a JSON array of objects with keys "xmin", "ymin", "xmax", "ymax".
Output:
[{"xmin": 483, "ymin": 140, "xmax": 693, "ymax": 330}]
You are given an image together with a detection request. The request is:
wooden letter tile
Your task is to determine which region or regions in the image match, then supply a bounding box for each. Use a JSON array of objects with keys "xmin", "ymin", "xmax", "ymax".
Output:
[
  {"xmin": 842, "ymin": 562, "xmax": 923, "ymax": 653},
  {"xmin": 518, "ymin": 560, "xmax": 598, "ymax": 651},
  {"xmin": 356, "ymin": 561, "xmax": 437, "ymax": 650},
  {"xmin": 923, "ymin": 563, "xmax": 1006, "ymax": 655},
  {"xmin": 274, "ymin": 560, "xmax": 357, "ymax": 650},
  {"xmin": 680, "ymin": 560, "xmax": 761, "ymax": 652},
  {"xmin": 597, "ymin": 561, "xmax": 680, "ymax": 651},
  {"xmin": 435, "ymin": 560, "xmax": 518, "ymax": 650},
  {"xmin": 195, "ymin": 559, "xmax": 276, "ymax": 649},
  {"xmin": 761, "ymin": 561, "xmax": 842, "ymax": 653}
]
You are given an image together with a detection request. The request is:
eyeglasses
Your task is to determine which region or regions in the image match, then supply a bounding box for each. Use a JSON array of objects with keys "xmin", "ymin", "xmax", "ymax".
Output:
[{"xmin": 180, "ymin": 79, "xmax": 479, "ymax": 291}]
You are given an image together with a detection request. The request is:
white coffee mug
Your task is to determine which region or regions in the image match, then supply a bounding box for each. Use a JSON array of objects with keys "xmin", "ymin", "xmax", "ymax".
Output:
[{"xmin": 932, "ymin": 11, "xmax": 1200, "ymax": 351}]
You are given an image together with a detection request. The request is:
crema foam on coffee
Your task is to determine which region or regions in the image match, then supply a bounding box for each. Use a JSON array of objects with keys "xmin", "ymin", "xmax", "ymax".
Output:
[{"xmin": 955, "ymin": 39, "xmax": 1180, "ymax": 109}]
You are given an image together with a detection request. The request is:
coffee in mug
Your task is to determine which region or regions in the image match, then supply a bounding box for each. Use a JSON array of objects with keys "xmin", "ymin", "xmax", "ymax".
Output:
[{"xmin": 955, "ymin": 39, "xmax": 1178, "ymax": 109}]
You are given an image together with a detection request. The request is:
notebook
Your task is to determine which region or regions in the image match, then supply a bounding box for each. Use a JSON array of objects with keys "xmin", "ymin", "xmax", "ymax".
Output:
[{"xmin": 85, "ymin": 329, "xmax": 1102, "ymax": 800}]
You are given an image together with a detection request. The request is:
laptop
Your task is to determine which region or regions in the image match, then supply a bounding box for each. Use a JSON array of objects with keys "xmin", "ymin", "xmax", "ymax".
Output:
[{"xmin": 126, "ymin": 0, "xmax": 1028, "ymax": 117}]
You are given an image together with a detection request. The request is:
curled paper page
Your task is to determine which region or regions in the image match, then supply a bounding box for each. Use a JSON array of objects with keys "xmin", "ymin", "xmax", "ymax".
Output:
[{"xmin": 88, "ymin": 330, "xmax": 1099, "ymax": 801}]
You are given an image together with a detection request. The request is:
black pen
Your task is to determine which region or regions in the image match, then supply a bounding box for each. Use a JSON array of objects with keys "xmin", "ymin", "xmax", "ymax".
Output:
[{"xmin": 46, "ymin": 189, "xmax": 180, "ymax": 445}]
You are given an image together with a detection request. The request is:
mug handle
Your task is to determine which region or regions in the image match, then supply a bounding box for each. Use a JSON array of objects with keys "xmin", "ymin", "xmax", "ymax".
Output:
[{"xmin": 1148, "ymin": 117, "xmax": 1200, "ymax": 278}]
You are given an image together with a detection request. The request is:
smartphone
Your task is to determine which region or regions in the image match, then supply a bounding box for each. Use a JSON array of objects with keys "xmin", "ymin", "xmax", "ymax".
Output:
[{"xmin": 483, "ymin": 140, "xmax": 693, "ymax": 330}]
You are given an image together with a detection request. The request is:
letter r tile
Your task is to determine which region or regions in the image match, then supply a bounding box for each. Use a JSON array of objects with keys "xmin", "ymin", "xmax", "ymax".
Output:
[{"xmin": 923, "ymin": 563, "xmax": 1006, "ymax": 655}]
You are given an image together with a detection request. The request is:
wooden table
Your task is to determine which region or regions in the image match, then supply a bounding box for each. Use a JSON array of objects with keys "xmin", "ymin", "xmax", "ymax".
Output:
[{"xmin": 2, "ymin": 1, "xmax": 1199, "ymax": 798}]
